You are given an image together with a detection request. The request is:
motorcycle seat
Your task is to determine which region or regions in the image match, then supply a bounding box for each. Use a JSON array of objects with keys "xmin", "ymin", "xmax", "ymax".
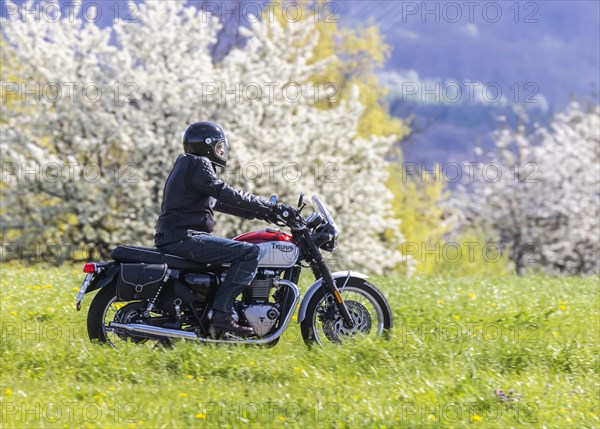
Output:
[{"xmin": 110, "ymin": 245, "xmax": 220, "ymax": 271}]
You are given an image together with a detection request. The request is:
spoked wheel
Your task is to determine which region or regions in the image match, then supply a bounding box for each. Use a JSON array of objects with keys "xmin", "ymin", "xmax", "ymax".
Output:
[
  {"xmin": 300, "ymin": 279, "xmax": 393, "ymax": 346},
  {"xmin": 87, "ymin": 284, "xmax": 170, "ymax": 349}
]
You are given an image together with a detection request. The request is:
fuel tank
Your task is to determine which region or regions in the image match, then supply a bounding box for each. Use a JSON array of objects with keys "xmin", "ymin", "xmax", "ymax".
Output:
[{"xmin": 234, "ymin": 228, "xmax": 299, "ymax": 268}]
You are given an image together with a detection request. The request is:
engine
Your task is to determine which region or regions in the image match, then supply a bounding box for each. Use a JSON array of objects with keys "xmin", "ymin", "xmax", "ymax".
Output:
[
  {"xmin": 239, "ymin": 269, "xmax": 280, "ymax": 336},
  {"xmin": 242, "ymin": 304, "xmax": 280, "ymax": 337},
  {"xmin": 242, "ymin": 269, "xmax": 278, "ymax": 303},
  {"xmin": 242, "ymin": 278, "xmax": 272, "ymax": 303}
]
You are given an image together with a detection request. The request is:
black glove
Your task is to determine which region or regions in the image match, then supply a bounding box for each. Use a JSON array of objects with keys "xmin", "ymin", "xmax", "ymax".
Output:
[{"xmin": 270, "ymin": 203, "xmax": 296, "ymax": 223}]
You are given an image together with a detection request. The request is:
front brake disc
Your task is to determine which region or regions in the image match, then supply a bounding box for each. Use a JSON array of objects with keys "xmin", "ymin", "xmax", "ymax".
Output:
[{"xmin": 321, "ymin": 300, "xmax": 372, "ymax": 341}]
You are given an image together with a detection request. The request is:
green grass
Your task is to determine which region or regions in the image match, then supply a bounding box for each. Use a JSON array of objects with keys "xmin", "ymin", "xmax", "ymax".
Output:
[{"xmin": 1, "ymin": 263, "xmax": 598, "ymax": 428}]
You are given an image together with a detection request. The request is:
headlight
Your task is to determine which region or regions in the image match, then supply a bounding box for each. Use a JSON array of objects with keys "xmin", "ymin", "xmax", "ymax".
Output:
[
  {"xmin": 310, "ymin": 222, "xmax": 338, "ymax": 253},
  {"xmin": 306, "ymin": 212, "xmax": 325, "ymax": 229},
  {"xmin": 309, "ymin": 195, "xmax": 339, "ymax": 252}
]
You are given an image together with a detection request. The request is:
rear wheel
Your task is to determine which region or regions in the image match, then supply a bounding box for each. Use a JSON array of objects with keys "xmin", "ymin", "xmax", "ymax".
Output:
[
  {"xmin": 87, "ymin": 283, "xmax": 170, "ymax": 349},
  {"xmin": 300, "ymin": 279, "xmax": 392, "ymax": 346}
]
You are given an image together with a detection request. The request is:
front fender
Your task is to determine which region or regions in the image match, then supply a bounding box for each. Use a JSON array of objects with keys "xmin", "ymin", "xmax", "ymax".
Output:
[{"xmin": 297, "ymin": 271, "xmax": 369, "ymax": 324}]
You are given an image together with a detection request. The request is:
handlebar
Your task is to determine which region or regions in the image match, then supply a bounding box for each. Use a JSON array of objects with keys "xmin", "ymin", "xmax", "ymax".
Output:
[{"xmin": 269, "ymin": 204, "xmax": 304, "ymax": 229}]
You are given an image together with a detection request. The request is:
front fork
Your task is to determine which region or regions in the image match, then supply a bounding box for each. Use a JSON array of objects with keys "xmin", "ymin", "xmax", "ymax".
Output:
[
  {"xmin": 318, "ymin": 262, "xmax": 355, "ymax": 328},
  {"xmin": 300, "ymin": 229, "xmax": 355, "ymax": 328}
]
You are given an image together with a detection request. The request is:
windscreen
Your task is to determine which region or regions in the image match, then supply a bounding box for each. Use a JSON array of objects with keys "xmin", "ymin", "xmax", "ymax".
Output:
[{"xmin": 311, "ymin": 195, "xmax": 337, "ymax": 229}]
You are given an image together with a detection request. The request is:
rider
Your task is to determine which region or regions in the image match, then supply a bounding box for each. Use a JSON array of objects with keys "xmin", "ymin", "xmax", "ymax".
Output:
[{"xmin": 155, "ymin": 121, "xmax": 287, "ymax": 337}]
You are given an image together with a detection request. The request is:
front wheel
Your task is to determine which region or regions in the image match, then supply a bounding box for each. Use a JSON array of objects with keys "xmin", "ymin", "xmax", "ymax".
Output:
[{"xmin": 300, "ymin": 279, "xmax": 393, "ymax": 346}]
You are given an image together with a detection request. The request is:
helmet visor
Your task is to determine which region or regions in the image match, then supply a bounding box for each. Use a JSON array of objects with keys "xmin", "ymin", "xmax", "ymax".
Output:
[{"xmin": 214, "ymin": 140, "xmax": 227, "ymax": 161}]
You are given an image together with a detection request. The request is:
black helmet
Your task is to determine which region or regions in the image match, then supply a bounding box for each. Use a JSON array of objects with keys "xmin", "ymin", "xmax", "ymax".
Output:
[{"xmin": 183, "ymin": 121, "xmax": 228, "ymax": 168}]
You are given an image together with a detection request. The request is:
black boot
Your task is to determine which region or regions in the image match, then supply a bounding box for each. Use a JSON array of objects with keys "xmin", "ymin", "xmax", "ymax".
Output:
[{"xmin": 210, "ymin": 310, "xmax": 254, "ymax": 338}]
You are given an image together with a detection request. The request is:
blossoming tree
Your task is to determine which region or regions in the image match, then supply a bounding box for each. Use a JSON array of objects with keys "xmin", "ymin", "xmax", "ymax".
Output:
[
  {"xmin": 453, "ymin": 103, "xmax": 600, "ymax": 274},
  {"xmin": 1, "ymin": 1, "xmax": 408, "ymax": 273}
]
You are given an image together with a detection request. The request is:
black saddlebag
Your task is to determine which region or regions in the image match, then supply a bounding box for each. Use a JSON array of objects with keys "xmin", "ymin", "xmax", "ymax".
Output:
[{"xmin": 117, "ymin": 263, "xmax": 169, "ymax": 300}]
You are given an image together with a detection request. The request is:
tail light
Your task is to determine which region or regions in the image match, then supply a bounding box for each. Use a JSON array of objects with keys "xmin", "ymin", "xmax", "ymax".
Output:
[{"xmin": 83, "ymin": 263, "xmax": 97, "ymax": 273}]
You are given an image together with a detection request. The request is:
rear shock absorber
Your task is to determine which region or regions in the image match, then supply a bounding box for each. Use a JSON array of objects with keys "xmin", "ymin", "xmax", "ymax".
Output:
[{"xmin": 144, "ymin": 269, "xmax": 171, "ymax": 317}]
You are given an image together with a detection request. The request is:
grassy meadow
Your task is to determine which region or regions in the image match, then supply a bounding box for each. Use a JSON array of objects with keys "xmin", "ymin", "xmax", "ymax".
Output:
[{"xmin": 0, "ymin": 262, "xmax": 598, "ymax": 428}]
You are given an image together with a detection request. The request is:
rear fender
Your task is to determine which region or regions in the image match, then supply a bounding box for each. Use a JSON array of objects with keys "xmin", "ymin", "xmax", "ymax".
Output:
[
  {"xmin": 86, "ymin": 263, "xmax": 119, "ymax": 294},
  {"xmin": 297, "ymin": 271, "xmax": 369, "ymax": 324}
]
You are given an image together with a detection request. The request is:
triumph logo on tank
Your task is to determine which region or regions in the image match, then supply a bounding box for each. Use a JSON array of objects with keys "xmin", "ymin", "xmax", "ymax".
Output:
[{"xmin": 271, "ymin": 243, "xmax": 295, "ymax": 252}]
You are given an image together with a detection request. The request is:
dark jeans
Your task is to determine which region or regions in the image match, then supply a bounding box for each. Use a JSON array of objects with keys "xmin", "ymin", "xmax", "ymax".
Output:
[{"xmin": 158, "ymin": 234, "xmax": 260, "ymax": 313}]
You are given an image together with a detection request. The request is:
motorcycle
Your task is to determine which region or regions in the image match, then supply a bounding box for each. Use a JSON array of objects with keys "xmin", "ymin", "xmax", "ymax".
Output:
[{"xmin": 76, "ymin": 194, "xmax": 393, "ymax": 347}]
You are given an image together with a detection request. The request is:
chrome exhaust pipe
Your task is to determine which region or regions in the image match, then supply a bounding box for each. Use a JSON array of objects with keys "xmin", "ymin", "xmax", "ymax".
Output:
[
  {"xmin": 108, "ymin": 322, "xmax": 199, "ymax": 340},
  {"xmin": 109, "ymin": 280, "xmax": 300, "ymax": 344}
]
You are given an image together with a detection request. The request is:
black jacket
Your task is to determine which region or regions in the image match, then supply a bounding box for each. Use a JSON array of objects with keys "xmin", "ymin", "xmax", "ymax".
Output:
[{"xmin": 155, "ymin": 154, "xmax": 271, "ymax": 245}]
